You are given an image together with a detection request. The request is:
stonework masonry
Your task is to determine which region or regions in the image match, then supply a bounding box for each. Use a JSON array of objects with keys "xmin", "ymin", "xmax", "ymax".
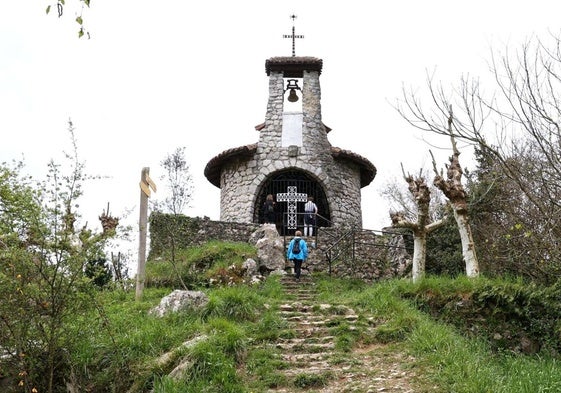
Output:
[
  {"xmin": 217, "ymin": 64, "xmax": 366, "ymax": 227},
  {"xmin": 148, "ymin": 214, "xmax": 412, "ymax": 282}
]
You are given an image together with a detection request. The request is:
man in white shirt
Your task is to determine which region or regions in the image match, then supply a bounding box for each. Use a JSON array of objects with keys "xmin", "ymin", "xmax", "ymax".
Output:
[{"xmin": 303, "ymin": 196, "xmax": 318, "ymax": 236}]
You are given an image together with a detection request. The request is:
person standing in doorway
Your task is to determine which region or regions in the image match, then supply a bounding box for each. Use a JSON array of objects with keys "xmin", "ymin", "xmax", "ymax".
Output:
[
  {"xmin": 263, "ymin": 194, "xmax": 276, "ymax": 224},
  {"xmin": 303, "ymin": 196, "xmax": 318, "ymax": 237},
  {"xmin": 287, "ymin": 230, "xmax": 308, "ymax": 279}
]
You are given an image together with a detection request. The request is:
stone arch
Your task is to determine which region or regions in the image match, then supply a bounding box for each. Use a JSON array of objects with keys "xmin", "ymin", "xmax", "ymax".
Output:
[{"xmin": 254, "ymin": 168, "xmax": 331, "ymax": 235}]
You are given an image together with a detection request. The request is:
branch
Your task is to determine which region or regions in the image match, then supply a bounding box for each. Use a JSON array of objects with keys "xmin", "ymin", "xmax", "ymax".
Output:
[{"xmin": 425, "ymin": 216, "xmax": 448, "ymax": 233}]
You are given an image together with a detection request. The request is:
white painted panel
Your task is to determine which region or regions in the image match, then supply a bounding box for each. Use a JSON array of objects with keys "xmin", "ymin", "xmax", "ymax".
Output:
[{"xmin": 281, "ymin": 112, "xmax": 303, "ymax": 147}]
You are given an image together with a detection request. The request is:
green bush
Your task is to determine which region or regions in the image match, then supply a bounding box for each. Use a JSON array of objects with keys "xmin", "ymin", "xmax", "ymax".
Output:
[{"xmin": 398, "ymin": 275, "xmax": 561, "ymax": 354}]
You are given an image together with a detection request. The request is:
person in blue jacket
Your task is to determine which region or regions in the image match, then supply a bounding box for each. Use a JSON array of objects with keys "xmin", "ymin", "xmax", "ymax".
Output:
[{"xmin": 287, "ymin": 230, "xmax": 308, "ymax": 279}]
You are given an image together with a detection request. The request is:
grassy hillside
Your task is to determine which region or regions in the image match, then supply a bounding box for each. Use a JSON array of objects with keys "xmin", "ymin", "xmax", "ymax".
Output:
[{"xmin": 43, "ymin": 242, "xmax": 561, "ymax": 392}]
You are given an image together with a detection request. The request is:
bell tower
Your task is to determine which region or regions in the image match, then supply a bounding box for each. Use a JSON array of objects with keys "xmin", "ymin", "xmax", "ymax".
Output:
[{"xmin": 204, "ymin": 17, "xmax": 376, "ymax": 233}]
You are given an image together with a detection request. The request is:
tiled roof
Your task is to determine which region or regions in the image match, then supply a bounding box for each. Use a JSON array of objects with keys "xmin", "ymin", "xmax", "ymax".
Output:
[
  {"xmin": 330, "ymin": 147, "xmax": 377, "ymax": 187},
  {"xmin": 204, "ymin": 144, "xmax": 376, "ymax": 188},
  {"xmin": 204, "ymin": 144, "xmax": 258, "ymax": 187},
  {"xmin": 265, "ymin": 56, "xmax": 323, "ymax": 77}
]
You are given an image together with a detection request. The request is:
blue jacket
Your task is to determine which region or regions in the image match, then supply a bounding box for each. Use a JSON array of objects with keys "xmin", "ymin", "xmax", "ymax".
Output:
[{"xmin": 287, "ymin": 237, "xmax": 308, "ymax": 260}]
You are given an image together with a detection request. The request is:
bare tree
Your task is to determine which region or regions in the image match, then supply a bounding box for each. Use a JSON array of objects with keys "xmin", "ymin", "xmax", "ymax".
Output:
[
  {"xmin": 390, "ymin": 165, "xmax": 447, "ymax": 282},
  {"xmin": 155, "ymin": 147, "xmax": 193, "ymax": 215},
  {"xmin": 149, "ymin": 147, "xmax": 194, "ymax": 290},
  {"xmin": 430, "ymin": 108, "xmax": 479, "ymax": 277},
  {"xmin": 394, "ymin": 33, "xmax": 561, "ymax": 281}
]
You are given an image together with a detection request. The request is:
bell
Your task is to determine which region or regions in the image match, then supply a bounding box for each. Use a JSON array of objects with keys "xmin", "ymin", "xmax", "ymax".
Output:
[{"xmin": 287, "ymin": 88, "xmax": 299, "ymax": 102}]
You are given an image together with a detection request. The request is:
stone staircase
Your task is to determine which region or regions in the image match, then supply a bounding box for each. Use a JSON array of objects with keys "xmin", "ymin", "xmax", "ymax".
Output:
[{"xmin": 262, "ymin": 274, "xmax": 419, "ymax": 393}]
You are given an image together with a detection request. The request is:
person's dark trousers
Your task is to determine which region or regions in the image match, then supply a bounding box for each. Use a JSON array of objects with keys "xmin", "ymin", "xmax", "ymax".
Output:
[{"xmin": 293, "ymin": 259, "xmax": 303, "ymax": 279}]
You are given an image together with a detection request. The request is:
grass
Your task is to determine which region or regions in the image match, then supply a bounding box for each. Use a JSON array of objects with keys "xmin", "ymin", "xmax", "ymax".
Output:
[
  {"xmin": 65, "ymin": 274, "xmax": 292, "ymax": 393},
  {"xmin": 352, "ymin": 278, "xmax": 561, "ymax": 393},
  {"xmin": 59, "ymin": 258, "xmax": 561, "ymax": 393},
  {"xmin": 145, "ymin": 240, "xmax": 258, "ymax": 288}
]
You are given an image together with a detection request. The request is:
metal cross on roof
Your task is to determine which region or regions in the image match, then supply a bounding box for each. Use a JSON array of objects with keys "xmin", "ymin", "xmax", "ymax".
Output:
[{"xmin": 283, "ymin": 14, "xmax": 304, "ymax": 57}]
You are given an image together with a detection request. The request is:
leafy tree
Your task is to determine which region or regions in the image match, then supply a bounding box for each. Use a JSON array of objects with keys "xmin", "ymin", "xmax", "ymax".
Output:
[
  {"xmin": 466, "ymin": 147, "xmax": 561, "ymax": 283},
  {"xmin": 84, "ymin": 257, "xmax": 112, "ymax": 287},
  {"xmin": 0, "ymin": 121, "xmax": 116, "ymax": 392},
  {"xmin": 425, "ymin": 214, "xmax": 464, "ymax": 277}
]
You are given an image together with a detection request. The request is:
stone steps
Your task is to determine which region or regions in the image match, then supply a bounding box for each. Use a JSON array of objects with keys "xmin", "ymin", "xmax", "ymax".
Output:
[
  {"xmin": 256, "ymin": 274, "xmax": 420, "ymax": 392},
  {"xmin": 262, "ymin": 275, "xmax": 362, "ymax": 391}
]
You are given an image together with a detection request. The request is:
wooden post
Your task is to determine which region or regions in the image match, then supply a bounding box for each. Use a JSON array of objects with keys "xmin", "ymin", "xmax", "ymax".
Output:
[{"xmin": 136, "ymin": 167, "xmax": 156, "ymax": 301}]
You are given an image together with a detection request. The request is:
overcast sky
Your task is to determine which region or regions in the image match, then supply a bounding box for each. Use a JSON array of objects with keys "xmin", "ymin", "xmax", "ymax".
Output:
[{"xmin": 2, "ymin": 1, "xmax": 561, "ymax": 266}]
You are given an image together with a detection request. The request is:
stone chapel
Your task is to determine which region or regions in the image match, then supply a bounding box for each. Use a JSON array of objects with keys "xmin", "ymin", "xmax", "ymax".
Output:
[{"xmin": 204, "ymin": 52, "xmax": 376, "ymax": 235}]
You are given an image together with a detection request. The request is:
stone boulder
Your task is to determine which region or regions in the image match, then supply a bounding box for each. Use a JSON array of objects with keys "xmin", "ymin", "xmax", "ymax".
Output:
[
  {"xmin": 249, "ymin": 224, "xmax": 286, "ymax": 273},
  {"xmin": 242, "ymin": 258, "xmax": 258, "ymax": 277},
  {"xmin": 149, "ymin": 290, "xmax": 209, "ymax": 317}
]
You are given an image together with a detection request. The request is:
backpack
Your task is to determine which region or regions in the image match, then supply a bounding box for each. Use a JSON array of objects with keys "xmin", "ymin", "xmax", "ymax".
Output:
[{"xmin": 292, "ymin": 239, "xmax": 301, "ymax": 254}]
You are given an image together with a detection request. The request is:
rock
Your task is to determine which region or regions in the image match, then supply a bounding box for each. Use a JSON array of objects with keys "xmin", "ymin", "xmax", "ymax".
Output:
[
  {"xmin": 149, "ymin": 290, "xmax": 208, "ymax": 317},
  {"xmin": 520, "ymin": 336, "xmax": 540, "ymax": 354},
  {"xmin": 242, "ymin": 258, "xmax": 258, "ymax": 277},
  {"xmin": 270, "ymin": 268, "xmax": 287, "ymax": 276},
  {"xmin": 248, "ymin": 223, "xmax": 279, "ymax": 245},
  {"xmin": 250, "ymin": 224, "xmax": 286, "ymax": 272}
]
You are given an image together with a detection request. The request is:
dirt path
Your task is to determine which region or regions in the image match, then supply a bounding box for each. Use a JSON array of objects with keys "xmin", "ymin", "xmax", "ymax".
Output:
[{"xmin": 262, "ymin": 275, "xmax": 428, "ymax": 393}]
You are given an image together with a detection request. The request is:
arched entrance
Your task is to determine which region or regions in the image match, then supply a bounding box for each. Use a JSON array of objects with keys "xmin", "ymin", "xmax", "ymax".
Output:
[{"xmin": 254, "ymin": 169, "xmax": 330, "ymax": 235}]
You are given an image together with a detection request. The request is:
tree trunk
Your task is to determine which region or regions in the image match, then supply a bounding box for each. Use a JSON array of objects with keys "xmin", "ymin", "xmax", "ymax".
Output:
[
  {"xmin": 390, "ymin": 167, "xmax": 446, "ymax": 282},
  {"xmin": 412, "ymin": 231, "xmax": 427, "ymax": 282},
  {"xmin": 452, "ymin": 209, "xmax": 479, "ymax": 276}
]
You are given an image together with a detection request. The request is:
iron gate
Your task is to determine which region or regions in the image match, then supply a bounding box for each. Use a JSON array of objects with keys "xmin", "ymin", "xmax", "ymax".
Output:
[{"xmin": 254, "ymin": 169, "xmax": 330, "ymax": 235}]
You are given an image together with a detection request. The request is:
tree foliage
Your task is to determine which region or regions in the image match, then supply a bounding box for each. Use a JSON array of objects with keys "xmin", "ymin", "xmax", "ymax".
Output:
[
  {"xmin": 45, "ymin": 0, "xmax": 91, "ymax": 38},
  {"xmin": 425, "ymin": 214, "xmax": 464, "ymax": 277},
  {"xmin": 466, "ymin": 147, "xmax": 561, "ymax": 283},
  {"xmin": 0, "ymin": 121, "xmax": 117, "ymax": 392}
]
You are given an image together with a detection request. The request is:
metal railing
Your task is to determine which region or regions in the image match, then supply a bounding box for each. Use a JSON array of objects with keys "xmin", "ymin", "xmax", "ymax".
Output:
[
  {"xmin": 281, "ymin": 213, "xmax": 413, "ymax": 276},
  {"xmin": 319, "ymin": 226, "xmax": 413, "ymax": 277}
]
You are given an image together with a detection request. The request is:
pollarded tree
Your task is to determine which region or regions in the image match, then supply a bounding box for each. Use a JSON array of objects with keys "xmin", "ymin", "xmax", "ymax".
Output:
[
  {"xmin": 429, "ymin": 108, "xmax": 479, "ymax": 277},
  {"xmin": 389, "ymin": 165, "xmax": 447, "ymax": 282},
  {"xmin": 395, "ymin": 33, "xmax": 561, "ymax": 282}
]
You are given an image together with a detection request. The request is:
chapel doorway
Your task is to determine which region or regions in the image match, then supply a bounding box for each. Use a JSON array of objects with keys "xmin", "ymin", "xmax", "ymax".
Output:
[{"xmin": 254, "ymin": 169, "xmax": 330, "ymax": 235}]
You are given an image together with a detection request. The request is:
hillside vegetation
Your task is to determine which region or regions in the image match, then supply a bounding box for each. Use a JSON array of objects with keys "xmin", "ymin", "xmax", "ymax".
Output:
[{"xmin": 3, "ymin": 240, "xmax": 560, "ymax": 392}]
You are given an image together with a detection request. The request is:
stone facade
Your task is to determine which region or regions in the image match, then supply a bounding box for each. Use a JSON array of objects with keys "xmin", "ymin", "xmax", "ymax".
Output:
[{"xmin": 205, "ymin": 57, "xmax": 376, "ymax": 230}]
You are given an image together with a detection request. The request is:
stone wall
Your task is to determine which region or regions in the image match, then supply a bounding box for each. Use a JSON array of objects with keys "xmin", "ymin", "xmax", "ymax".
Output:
[
  {"xmin": 149, "ymin": 213, "xmax": 412, "ymax": 282},
  {"xmin": 302, "ymin": 227, "xmax": 412, "ymax": 282},
  {"xmin": 148, "ymin": 213, "xmax": 261, "ymax": 260}
]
